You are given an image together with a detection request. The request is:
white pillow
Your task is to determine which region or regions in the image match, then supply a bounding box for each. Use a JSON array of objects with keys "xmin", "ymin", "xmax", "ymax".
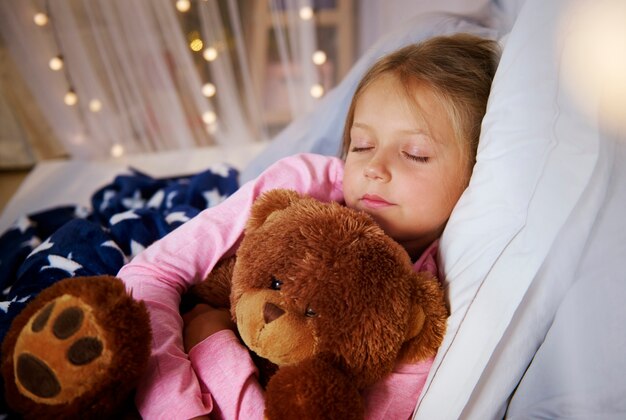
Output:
[{"xmin": 415, "ymin": 0, "xmax": 618, "ymax": 418}]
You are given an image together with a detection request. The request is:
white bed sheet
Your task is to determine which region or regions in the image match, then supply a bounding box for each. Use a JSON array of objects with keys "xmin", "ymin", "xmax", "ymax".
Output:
[{"xmin": 0, "ymin": 143, "xmax": 267, "ymax": 234}]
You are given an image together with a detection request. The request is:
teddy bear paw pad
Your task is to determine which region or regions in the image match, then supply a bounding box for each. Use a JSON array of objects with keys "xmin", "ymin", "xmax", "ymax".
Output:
[{"xmin": 12, "ymin": 294, "xmax": 112, "ymax": 404}]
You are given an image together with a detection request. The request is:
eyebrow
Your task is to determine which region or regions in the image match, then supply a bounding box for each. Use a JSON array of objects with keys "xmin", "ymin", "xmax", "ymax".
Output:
[{"xmin": 351, "ymin": 122, "xmax": 437, "ymax": 142}]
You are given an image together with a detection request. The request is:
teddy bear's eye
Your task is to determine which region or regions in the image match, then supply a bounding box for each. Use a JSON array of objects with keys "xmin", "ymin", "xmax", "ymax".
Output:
[
  {"xmin": 270, "ymin": 277, "xmax": 283, "ymax": 291},
  {"xmin": 305, "ymin": 307, "xmax": 317, "ymax": 318}
]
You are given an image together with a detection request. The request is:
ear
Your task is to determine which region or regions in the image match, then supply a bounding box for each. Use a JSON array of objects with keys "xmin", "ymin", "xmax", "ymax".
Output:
[
  {"xmin": 246, "ymin": 189, "xmax": 302, "ymax": 232},
  {"xmin": 398, "ymin": 272, "xmax": 449, "ymax": 363},
  {"xmin": 265, "ymin": 357, "xmax": 363, "ymax": 420}
]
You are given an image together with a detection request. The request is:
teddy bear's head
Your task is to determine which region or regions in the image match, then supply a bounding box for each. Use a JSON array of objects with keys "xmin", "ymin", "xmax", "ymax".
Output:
[{"xmin": 230, "ymin": 189, "xmax": 448, "ymax": 406}]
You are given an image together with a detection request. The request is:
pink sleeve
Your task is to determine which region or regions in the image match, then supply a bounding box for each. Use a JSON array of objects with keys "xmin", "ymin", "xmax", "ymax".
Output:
[
  {"xmin": 189, "ymin": 330, "xmax": 265, "ymax": 420},
  {"xmin": 362, "ymin": 359, "xmax": 434, "ymax": 420},
  {"xmin": 116, "ymin": 153, "xmax": 344, "ymax": 419}
]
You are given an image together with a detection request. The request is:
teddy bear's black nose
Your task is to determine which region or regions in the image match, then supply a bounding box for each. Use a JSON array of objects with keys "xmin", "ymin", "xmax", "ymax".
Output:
[{"xmin": 263, "ymin": 302, "xmax": 285, "ymax": 324}]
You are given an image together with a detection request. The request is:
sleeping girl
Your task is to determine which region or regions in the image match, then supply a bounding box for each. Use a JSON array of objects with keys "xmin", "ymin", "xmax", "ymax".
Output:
[{"xmin": 117, "ymin": 33, "xmax": 500, "ymax": 419}]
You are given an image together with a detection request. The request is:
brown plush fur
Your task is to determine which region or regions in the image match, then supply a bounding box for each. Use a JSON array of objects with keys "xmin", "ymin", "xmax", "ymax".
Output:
[
  {"xmin": 1, "ymin": 276, "xmax": 151, "ymax": 419},
  {"xmin": 192, "ymin": 189, "xmax": 449, "ymax": 418},
  {"xmin": 187, "ymin": 256, "xmax": 234, "ymax": 309}
]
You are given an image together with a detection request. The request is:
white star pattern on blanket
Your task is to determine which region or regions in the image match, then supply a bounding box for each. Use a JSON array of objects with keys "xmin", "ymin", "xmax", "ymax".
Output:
[
  {"xmin": 147, "ymin": 190, "xmax": 165, "ymax": 208},
  {"xmin": 122, "ymin": 190, "xmax": 145, "ymax": 209},
  {"xmin": 130, "ymin": 240, "xmax": 146, "ymax": 258},
  {"xmin": 110, "ymin": 210, "xmax": 140, "ymax": 226},
  {"xmin": 0, "ymin": 295, "xmax": 31, "ymax": 313},
  {"xmin": 74, "ymin": 206, "xmax": 90, "ymax": 219},
  {"xmin": 27, "ymin": 237, "xmax": 54, "ymax": 259},
  {"xmin": 21, "ymin": 237, "xmax": 41, "ymax": 250},
  {"xmin": 99, "ymin": 189, "xmax": 117, "ymax": 212},
  {"xmin": 41, "ymin": 254, "xmax": 83, "ymax": 275},
  {"xmin": 166, "ymin": 191, "xmax": 178, "ymax": 208},
  {"xmin": 203, "ymin": 188, "xmax": 226, "ymax": 207},
  {"xmin": 13, "ymin": 216, "xmax": 34, "ymax": 233},
  {"xmin": 165, "ymin": 211, "xmax": 191, "ymax": 224},
  {"xmin": 209, "ymin": 163, "xmax": 232, "ymax": 178},
  {"xmin": 101, "ymin": 240, "xmax": 129, "ymax": 264}
]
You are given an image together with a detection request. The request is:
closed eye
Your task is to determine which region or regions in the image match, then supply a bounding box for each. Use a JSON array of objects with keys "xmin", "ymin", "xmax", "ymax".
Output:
[
  {"xmin": 402, "ymin": 151, "xmax": 429, "ymax": 163},
  {"xmin": 350, "ymin": 146, "xmax": 373, "ymax": 153}
]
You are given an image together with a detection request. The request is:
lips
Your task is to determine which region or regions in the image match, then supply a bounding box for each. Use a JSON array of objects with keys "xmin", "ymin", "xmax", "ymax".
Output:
[{"xmin": 360, "ymin": 194, "xmax": 394, "ymax": 209}]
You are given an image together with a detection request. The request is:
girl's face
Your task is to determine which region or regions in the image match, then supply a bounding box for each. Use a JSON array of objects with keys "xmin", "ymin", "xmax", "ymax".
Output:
[{"xmin": 343, "ymin": 75, "xmax": 470, "ymax": 259}]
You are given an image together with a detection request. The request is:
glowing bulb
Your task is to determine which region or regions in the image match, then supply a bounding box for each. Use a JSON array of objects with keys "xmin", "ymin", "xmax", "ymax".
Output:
[
  {"xmin": 561, "ymin": 0, "xmax": 626, "ymax": 132},
  {"xmin": 189, "ymin": 38, "xmax": 203, "ymax": 52},
  {"xmin": 202, "ymin": 110, "xmax": 217, "ymax": 124},
  {"xmin": 49, "ymin": 56, "xmax": 63, "ymax": 71},
  {"xmin": 89, "ymin": 99, "xmax": 102, "ymax": 112},
  {"xmin": 312, "ymin": 50, "xmax": 327, "ymax": 65},
  {"xmin": 64, "ymin": 90, "xmax": 78, "ymax": 106},
  {"xmin": 299, "ymin": 6, "xmax": 313, "ymax": 20},
  {"xmin": 34, "ymin": 13, "xmax": 48, "ymax": 26},
  {"xmin": 72, "ymin": 134, "xmax": 85, "ymax": 145},
  {"xmin": 111, "ymin": 143, "xmax": 125, "ymax": 157},
  {"xmin": 310, "ymin": 84, "xmax": 324, "ymax": 98},
  {"xmin": 206, "ymin": 122, "xmax": 218, "ymax": 135},
  {"xmin": 176, "ymin": 0, "xmax": 191, "ymax": 13},
  {"xmin": 202, "ymin": 83, "xmax": 216, "ymax": 97},
  {"xmin": 203, "ymin": 47, "xmax": 218, "ymax": 61}
]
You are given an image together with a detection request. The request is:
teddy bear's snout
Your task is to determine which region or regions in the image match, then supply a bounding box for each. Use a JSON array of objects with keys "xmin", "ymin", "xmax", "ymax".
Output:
[{"xmin": 263, "ymin": 302, "xmax": 285, "ymax": 324}]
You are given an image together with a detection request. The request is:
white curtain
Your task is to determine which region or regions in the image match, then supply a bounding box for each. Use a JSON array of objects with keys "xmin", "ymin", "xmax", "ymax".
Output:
[{"xmin": 0, "ymin": 0, "xmax": 336, "ymax": 161}]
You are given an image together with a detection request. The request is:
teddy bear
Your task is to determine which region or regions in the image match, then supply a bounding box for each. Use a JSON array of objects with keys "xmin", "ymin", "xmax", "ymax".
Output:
[
  {"xmin": 0, "ymin": 275, "xmax": 151, "ymax": 419},
  {"xmin": 1, "ymin": 188, "xmax": 448, "ymax": 419},
  {"xmin": 187, "ymin": 189, "xmax": 449, "ymax": 418}
]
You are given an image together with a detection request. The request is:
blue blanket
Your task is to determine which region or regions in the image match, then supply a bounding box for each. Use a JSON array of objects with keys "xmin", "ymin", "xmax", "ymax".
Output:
[{"xmin": 0, "ymin": 165, "xmax": 239, "ymax": 346}]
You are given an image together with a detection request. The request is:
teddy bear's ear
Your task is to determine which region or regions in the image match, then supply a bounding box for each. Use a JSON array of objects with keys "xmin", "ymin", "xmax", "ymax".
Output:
[
  {"xmin": 246, "ymin": 189, "xmax": 302, "ymax": 232},
  {"xmin": 398, "ymin": 272, "xmax": 449, "ymax": 363}
]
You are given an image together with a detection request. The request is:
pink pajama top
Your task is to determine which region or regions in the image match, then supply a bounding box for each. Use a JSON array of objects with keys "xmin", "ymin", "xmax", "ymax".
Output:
[{"xmin": 117, "ymin": 153, "xmax": 439, "ymax": 420}]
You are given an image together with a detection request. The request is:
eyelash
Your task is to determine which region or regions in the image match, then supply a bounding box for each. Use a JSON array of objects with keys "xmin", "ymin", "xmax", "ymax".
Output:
[
  {"xmin": 350, "ymin": 147, "xmax": 429, "ymax": 163},
  {"xmin": 402, "ymin": 152, "xmax": 430, "ymax": 163}
]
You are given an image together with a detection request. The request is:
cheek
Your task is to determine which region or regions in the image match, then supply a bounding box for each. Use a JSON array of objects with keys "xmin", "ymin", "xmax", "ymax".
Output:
[{"xmin": 341, "ymin": 161, "xmax": 360, "ymax": 207}]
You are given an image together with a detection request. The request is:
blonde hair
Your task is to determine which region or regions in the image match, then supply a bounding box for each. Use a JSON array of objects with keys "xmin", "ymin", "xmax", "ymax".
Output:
[{"xmin": 340, "ymin": 33, "xmax": 500, "ymax": 176}]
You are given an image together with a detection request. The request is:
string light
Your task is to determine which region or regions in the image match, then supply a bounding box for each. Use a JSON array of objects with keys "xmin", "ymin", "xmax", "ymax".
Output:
[
  {"xmin": 33, "ymin": 12, "xmax": 48, "ymax": 26},
  {"xmin": 203, "ymin": 47, "xmax": 218, "ymax": 61},
  {"xmin": 206, "ymin": 122, "xmax": 218, "ymax": 135},
  {"xmin": 202, "ymin": 110, "xmax": 217, "ymax": 124},
  {"xmin": 43, "ymin": 1, "xmax": 84, "ymax": 108},
  {"xmin": 189, "ymin": 38, "xmax": 203, "ymax": 52},
  {"xmin": 312, "ymin": 50, "xmax": 327, "ymax": 65},
  {"xmin": 202, "ymin": 82, "xmax": 216, "ymax": 97},
  {"xmin": 89, "ymin": 99, "xmax": 102, "ymax": 112},
  {"xmin": 64, "ymin": 89, "xmax": 78, "ymax": 106},
  {"xmin": 110, "ymin": 143, "xmax": 125, "ymax": 157},
  {"xmin": 49, "ymin": 55, "xmax": 63, "ymax": 71},
  {"xmin": 176, "ymin": 0, "xmax": 191, "ymax": 13},
  {"xmin": 310, "ymin": 84, "xmax": 324, "ymax": 98},
  {"xmin": 299, "ymin": 6, "xmax": 313, "ymax": 20}
]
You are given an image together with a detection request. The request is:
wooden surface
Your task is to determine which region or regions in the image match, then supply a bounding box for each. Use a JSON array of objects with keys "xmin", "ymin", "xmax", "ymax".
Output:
[{"xmin": 0, "ymin": 169, "xmax": 29, "ymax": 214}]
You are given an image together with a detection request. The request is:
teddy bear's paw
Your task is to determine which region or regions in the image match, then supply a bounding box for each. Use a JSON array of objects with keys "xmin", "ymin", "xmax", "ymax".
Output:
[{"xmin": 12, "ymin": 293, "xmax": 112, "ymax": 404}]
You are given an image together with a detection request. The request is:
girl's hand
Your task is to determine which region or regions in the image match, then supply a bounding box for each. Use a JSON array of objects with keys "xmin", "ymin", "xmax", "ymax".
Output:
[{"xmin": 182, "ymin": 303, "xmax": 236, "ymax": 352}]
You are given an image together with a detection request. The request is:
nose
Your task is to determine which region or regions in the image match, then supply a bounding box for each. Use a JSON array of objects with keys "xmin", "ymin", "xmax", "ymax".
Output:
[
  {"xmin": 263, "ymin": 302, "xmax": 285, "ymax": 324},
  {"xmin": 364, "ymin": 152, "xmax": 391, "ymax": 182}
]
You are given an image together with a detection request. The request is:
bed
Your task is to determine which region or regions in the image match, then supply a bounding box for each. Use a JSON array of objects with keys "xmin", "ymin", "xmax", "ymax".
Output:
[{"xmin": 1, "ymin": 0, "xmax": 625, "ymax": 418}]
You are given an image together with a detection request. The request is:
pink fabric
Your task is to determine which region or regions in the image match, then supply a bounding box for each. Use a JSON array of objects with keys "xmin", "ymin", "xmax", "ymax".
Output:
[
  {"xmin": 117, "ymin": 153, "xmax": 440, "ymax": 419},
  {"xmin": 190, "ymin": 332, "xmax": 434, "ymax": 420}
]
